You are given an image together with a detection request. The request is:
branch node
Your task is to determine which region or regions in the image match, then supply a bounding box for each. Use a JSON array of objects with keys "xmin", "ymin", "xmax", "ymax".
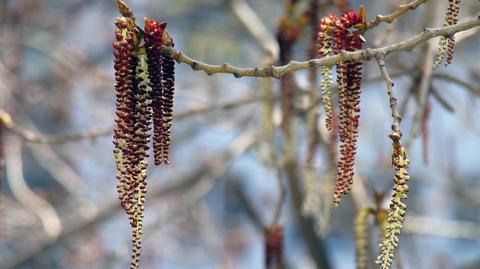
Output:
[{"xmin": 190, "ymin": 62, "xmax": 199, "ymax": 71}]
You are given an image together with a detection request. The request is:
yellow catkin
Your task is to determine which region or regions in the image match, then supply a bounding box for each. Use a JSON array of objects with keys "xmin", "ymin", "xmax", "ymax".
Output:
[
  {"xmin": 432, "ymin": 36, "xmax": 447, "ymax": 69},
  {"xmin": 320, "ymin": 66, "xmax": 333, "ymax": 130},
  {"xmin": 433, "ymin": 0, "xmax": 461, "ymax": 68},
  {"xmin": 376, "ymin": 139, "xmax": 411, "ymax": 269},
  {"xmin": 354, "ymin": 208, "xmax": 372, "ymax": 269}
]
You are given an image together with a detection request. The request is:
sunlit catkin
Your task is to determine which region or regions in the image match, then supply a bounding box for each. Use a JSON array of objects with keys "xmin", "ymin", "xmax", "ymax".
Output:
[
  {"xmin": 331, "ymin": 9, "xmax": 365, "ymax": 207},
  {"xmin": 113, "ymin": 15, "xmax": 146, "ymax": 269},
  {"xmin": 376, "ymin": 132, "xmax": 411, "ymax": 269},
  {"xmin": 317, "ymin": 14, "xmax": 337, "ymax": 131}
]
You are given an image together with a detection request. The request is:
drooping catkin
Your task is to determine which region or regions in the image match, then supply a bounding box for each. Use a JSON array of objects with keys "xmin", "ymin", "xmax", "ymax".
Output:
[
  {"xmin": 114, "ymin": 1, "xmax": 176, "ymax": 267},
  {"xmin": 160, "ymin": 34, "xmax": 175, "ymax": 165},
  {"xmin": 331, "ymin": 10, "xmax": 365, "ymax": 207},
  {"xmin": 113, "ymin": 16, "xmax": 147, "ymax": 269},
  {"xmin": 433, "ymin": 0, "xmax": 461, "ymax": 68},
  {"xmin": 113, "ymin": 16, "xmax": 139, "ymax": 214},
  {"xmin": 317, "ymin": 14, "xmax": 337, "ymax": 131},
  {"xmin": 354, "ymin": 208, "xmax": 372, "ymax": 269},
  {"xmin": 376, "ymin": 132, "xmax": 411, "ymax": 269},
  {"xmin": 144, "ymin": 18, "xmax": 166, "ymax": 166},
  {"xmin": 265, "ymin": 225, "xmax": 283, "ymax": 269}
]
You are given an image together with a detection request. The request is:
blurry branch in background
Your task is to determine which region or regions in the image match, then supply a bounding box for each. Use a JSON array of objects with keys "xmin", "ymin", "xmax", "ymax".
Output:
[
  {"xmin": 26, "ymin": 143, "xmax": 87, "ymax": 196},
  {"xmin": 0, "ymin": 93, "xmax": 273, "ymax": 144},
  {"xmin": 5, "ymin": 137, "xmax": 62, "ymax": 239},
  {"xmin": 364, "ymin": 0, "xmax": 429, "ymax": 30},
  {"xmin": 404, "ymin": 215, "xmax": 480, "ymax": 240},
  {"xmin": 433, "ymin": 73, "xmax": 480, "ymax": 95},
  {"xmin": 226, "ymin": 0, "xmax": 279, "ymax": 59},
  {"xmin": 0, "ymin": 109, "xmax": 112, "ymax": 144},
  {"xmin": 3, "ymin": 121, "xmax": 256, "ymax": 269},
  {"xmin": 2, "ymin": 167, "xmax": 212, "ymax": 269},
  {"xmin": 234, "ymin": 180, "xmax": 266, "ymax": 231},
  {"xmin": 405, "ymin": 41, "xmax": 435, "ymax": 150},
  {"xmin": 2, "ymin": 69, "xmax": 479, "ymax": 147},
  {"xmin": 23, "ymin": 117, "xmax": 88, "ymax": 196}
]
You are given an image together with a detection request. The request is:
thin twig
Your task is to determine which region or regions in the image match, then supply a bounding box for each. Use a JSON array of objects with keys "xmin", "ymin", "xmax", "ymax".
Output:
[
  {"xmin": 365, "ymin": 0, "xmax": 430, "ymax": 30},
  {"xmin": 375, "ymin": 53, "xmax": 402, "ymax": 132},
  {"xmin": 166, "ymin": 15, "xmax": 480, "ymax": 78}
]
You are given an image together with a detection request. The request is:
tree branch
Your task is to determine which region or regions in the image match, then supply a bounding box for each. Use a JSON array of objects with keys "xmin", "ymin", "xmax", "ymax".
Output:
[
  {"xmin": 365, "ymin": 0, "xmax": 430, "ymax": 30},
  {"xmin": 167, "ymin": 15, "xmax": 480, "ymax": 78},
  {"xmin": 375, "ymin": 53, "xmax": 402, "ymax": 132}
]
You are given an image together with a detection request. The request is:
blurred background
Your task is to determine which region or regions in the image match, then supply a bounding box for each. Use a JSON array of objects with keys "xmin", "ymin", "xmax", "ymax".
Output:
[{"xmin": 1, "ymin": 0, "xmax": 479, "ymax": 268}]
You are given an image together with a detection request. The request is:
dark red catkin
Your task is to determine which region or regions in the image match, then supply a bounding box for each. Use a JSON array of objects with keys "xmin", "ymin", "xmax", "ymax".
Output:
[
  {"xmin": 113, "ymin": 17, "xmax": 139, "ymax": 214},
  {"xmin": 113, "ymin": 16, "xmax": 148, "ymax": 269},
  {"xmin": 160, "ymin": 33, "xmax": 175, "ymax": 165},
  {"xmin": 265, "ymin": 225, "xmax": 283, "ymax": 269},
  {"xmin": 332, "ymin": 10, "xmax": 365, "ymax": 207},
  {"xmin": 144, "ymin": 18, "xmax": 166, "ymax": 166}
]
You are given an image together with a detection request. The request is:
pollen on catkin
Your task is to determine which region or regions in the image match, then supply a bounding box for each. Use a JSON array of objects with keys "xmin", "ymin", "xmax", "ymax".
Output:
[
  {"xmin": 376, "ymin": 132, "xmax": 411, "ymax": 269},
  {"xmin": 113, "ymin": 3, "xmax": 176, "ymax": 267},
  {"xmin": 331, "ymin": 9, "xmax": 365, "ymax": 207},
  {"xmin": 433, "ymin": 0, "xmax": 461, "ymax": 68},
  {"xmin": 113, "ymin": 16, "xmax": 147, "ymax": 269},
  {"xmin": 317, "ymin": 14, "xmax": 337, "ymax": 131}
]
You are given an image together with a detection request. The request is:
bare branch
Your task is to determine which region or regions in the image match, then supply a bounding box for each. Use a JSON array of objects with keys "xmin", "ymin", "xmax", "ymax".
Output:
[
  {"xmin": 365, "ymin": 0, "xmax": 430, "ymax": 30},
  {"xmin": 168, "ymin": 15, "xmax": 480, "ymax": 78},
  {"xmin": 375, "ymin": 53, "xmax": 402, "ymax": 132}
]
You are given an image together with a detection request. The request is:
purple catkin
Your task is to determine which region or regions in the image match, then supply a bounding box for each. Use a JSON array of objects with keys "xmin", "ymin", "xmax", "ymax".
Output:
[{"xmin": 144, "ymin": 18, "xmax": 166, "ymax": 166}]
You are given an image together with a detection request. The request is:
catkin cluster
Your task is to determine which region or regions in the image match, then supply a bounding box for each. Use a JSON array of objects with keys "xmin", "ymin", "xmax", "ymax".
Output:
[
  {"xmin": 317, "ymin": 7, "xmax": 366, "ymax": 207},
  {"xmin": 113, "ymin": 4, "xmax": 176, "ymax": 268},
  {"xmin": 376, "ymin": 132, "xmax": 411, "ymax": 269},
  {"xmin": 433, "ymin": 0, "xmax": 461, "ymax": 68}
]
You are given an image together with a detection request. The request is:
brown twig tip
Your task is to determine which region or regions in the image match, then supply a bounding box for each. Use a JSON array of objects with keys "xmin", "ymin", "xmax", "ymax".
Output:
[
  {"xmin": 0, "ymin": 110, "xmax": 12, "ymax": 127},
  {"xmin": 365, "ymin": 0, "xmax": 428, "ymax": 30},
  {"xmin": 117, "ymin": 0, "xmax": 135, "ymax": 21}
]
